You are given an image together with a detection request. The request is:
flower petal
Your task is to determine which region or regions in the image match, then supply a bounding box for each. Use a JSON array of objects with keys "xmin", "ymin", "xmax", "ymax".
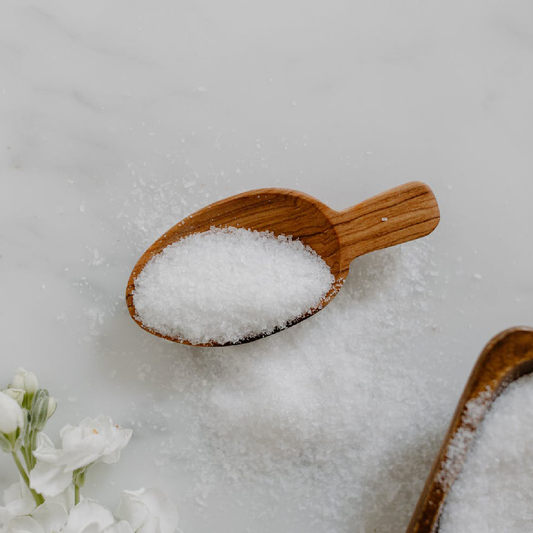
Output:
[
  {"xmin": 36, "ymin": 431, "xmax": 104, "ymax": 471},
  {"xmin": 31, "ymin": 502, "xmax": 68, "ymax": 533},
  {"xmin": 29, "ymin": 461, "xmax": 73, "ymax": 499},
  {"xmin": 61, "ymin": 500, "xmax": 114, "ymax": 533},
  {"xmin": 0, "ymin": 482, "xmax": 37, "ymax": 525},
  {"xmin": 2, "ymin": 515, "xmax": 44, "ymax": 533},
  {"xmin": 115, "ymin": 490, "xmax": 149, "ymax": 531},
  {"xmin": 46, "ymin": 487, "xmax": 75, "ymax": 513},
  {"xmin": 115, "ymin": 489, "xmax": 178, "ymax": 533},
  {"xmin": 138, "ymin": 516, "xmax": 163, "ymax": 533},
  {"xmin": 135, "ymin": 489, "xmax": 179, "ymax": 533},
  {"xmin": 103, "ymin": 521, "xmax": 135, "ymax": 533},
  {"xmin": 32, "ymin": 434, "xmax": 63, "ymax": 464}
]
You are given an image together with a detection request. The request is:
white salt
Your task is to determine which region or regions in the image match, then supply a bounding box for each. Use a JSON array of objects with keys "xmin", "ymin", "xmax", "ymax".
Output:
[
  {"xmin": 132, "ymin": 227, "xmax": 335, "ymax": 345},
  {"xmin": 440, "ymin": 373, "xmax": 533, "ymax": 533}
]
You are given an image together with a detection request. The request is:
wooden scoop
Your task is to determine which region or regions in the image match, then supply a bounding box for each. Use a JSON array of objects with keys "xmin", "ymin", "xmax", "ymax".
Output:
[
  {"xmin": 407, "ymin": 326, "xmax": 533, "ymax": 533},
  {"xmin": 125, "ymin": 181, "xmax": 440, "ymax": 346}
]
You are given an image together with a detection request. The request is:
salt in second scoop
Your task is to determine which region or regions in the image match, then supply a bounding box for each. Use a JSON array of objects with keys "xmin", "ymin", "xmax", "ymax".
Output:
[{"xmin": 440, "ymin": 373, "xmax": 533, "ymax": 533}]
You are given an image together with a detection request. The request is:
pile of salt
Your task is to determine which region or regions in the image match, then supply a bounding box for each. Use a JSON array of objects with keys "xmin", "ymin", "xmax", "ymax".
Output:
[{"xmin": 133, "ymin": 227, "xmax": 334, "ymax": 345}]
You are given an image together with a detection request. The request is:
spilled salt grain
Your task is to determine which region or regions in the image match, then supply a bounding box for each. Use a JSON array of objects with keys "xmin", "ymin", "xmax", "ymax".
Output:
[
  {"xmin": 440, "ymin": 373, "xmax": 533, "ymax": 533},
  {"xmin": 133, "ymin": 227, "xmax": 335, "ymax": 345}
]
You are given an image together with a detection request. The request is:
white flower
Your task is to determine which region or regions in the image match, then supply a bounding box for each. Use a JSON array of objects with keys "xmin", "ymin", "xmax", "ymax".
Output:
[
  {"xmin": 0, "ymin": 482, "xmax": 36, "ymax": 525},
  {"xmin": 11, "ymin": 369, "xmax": 39, "ymax": 395},
  {"xmin": 2, "ymin": 500, "xmax": 123, "ymax": 533},
  {"xmin": 115, "ymin": 489, "xmax": 179, "ymax": 533},
  {"xmin": 1, "ymin": 502, "xmax": 68, "ymax": 533},
  {"xmin": 0, "ymin": 392, "xmax": 24, "ymax": 435},
  {"xmin": 30, "ymin": 416, "xmax": 132, "ymax": 498},
  {"xmin": 1, "ymin": 390, "xmax": 25, "ymax": 407},
  {"xmin": 61, "ymin": 500, "xmax": 114, "ymax": 533}
]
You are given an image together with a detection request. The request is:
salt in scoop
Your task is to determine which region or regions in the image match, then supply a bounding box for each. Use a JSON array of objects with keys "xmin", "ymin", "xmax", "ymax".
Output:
[{"xmin": 126, "ymin": 181, "xmax": 440, "ymax": 346}]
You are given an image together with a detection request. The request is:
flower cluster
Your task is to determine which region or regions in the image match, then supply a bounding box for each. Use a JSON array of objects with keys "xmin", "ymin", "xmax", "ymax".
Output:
[{"xmin": 0, "ymin": 369, "xmax": 180, "ymax": 533}]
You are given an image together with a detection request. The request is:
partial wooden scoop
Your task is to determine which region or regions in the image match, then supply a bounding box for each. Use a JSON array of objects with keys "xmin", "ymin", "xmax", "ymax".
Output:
[
  {"xmin": 407, "ymin": 326, "xmax": 533, "ymax": 533},
  {"xmin": 126, "ymin": 181, "xmax": 440, "ymax": 346}
]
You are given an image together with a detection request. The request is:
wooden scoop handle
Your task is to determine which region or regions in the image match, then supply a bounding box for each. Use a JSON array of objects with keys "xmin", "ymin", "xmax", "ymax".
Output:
[{"xmin": 332, "ymin": 181, "xmax": 440, "ymax": 269}]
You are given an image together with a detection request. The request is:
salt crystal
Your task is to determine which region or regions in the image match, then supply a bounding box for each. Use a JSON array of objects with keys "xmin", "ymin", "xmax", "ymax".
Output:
[
  {"xmin": 440, "ymin": 374, "xmax": 533, "ymax": 532},
  {"xmin": 133, "ymin": 227, "xmax": 334, "ymax": 345},
  {"xmin": 382, "ymin": 217, "xmax": 388, "ymax": 222}
]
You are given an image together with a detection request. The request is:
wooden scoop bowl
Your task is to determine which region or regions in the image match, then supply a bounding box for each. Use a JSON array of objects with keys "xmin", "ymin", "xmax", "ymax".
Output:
[
  {"xmin": 407, "ymin": 326, "xmax": 533, "ymax": 533},
  {"xmin": 126, "ymin": 181, "xmax": 440, "ymax": 346}
]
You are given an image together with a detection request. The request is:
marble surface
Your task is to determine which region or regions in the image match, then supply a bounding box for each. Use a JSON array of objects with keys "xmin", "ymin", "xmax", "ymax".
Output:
[{"xmin": 1, "ymin": 1, "xmax": 533, "ymax": 532}]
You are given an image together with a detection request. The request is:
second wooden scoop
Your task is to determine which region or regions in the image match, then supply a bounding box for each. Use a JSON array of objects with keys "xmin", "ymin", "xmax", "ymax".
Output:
[
  {"xmin": 126, "ymin": 181, "xmax": 440, "ymax": 346},
  {"xmin": 407, "ymin": 326, "xmax": 533, "ymax": 533}
]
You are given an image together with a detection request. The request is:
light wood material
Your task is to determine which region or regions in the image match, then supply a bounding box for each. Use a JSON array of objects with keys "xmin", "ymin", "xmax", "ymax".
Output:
[
  {"xmin": 126, "ymin": 181, "xmax": 440, "ymax": 346},
  {"xmin": 406, "ymin": 326, "xmax": 533, "ymax": 533}
]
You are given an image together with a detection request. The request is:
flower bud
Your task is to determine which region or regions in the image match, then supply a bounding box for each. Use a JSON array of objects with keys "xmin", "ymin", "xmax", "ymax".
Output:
[
  {"xmin": 11, "ymin": 368, "xmax": 39, "ymax": 395},
  {"xmin": 30, "ymin": 390, "xmax": 50, "ymax": 432},
  {"xmin": 0, "ymin": 391, "xmax": 24, "ymax": 435},
  {"xmin": 0, "ymin": 391, "xmax": 26, "ymax": 452},
  {"xmin": 73, "ymin": 467, "xmax": 87, "ymax": 488},
  {"xmin": 2, "ymin": 388, "xmax": 25, "ymax": 406},
  {"xmin": 47, "ymin": 397, "xmax": 57, "ymax": 419}
]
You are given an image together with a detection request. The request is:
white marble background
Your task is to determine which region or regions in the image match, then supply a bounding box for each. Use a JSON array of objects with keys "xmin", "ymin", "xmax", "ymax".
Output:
[{"xmin": 1, "ymin": 1, "xmax": 532, "ymax": 532}]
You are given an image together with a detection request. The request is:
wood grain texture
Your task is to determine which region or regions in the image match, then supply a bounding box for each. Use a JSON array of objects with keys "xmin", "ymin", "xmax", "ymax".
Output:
[
  {"xmin": 333, "ymin": 181, "xmax": 440, "ymax": 272},
  {"xmin": 406, "ymin": 326, "xmax": 533, "ymax": 533},
  {"xmin": 125, "ymin": 182, "xmax": 440, "ymax": 346}
]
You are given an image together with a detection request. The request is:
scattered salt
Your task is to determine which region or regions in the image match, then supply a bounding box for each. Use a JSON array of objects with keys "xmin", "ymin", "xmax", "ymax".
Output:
[
  {"xmin": 133, "ymin": 227, "xmax": 334, "ymax": 345},
  {"xmin": 440, "ymin": 374, "xmax": 533, "ymax": 532},
  {"xmin": 131, "ymin": 238, "xmax": 446, "ymax": 530},
  {"xmin": 117, "ymin": 177, "xmax": 447, "ymax": 531}
]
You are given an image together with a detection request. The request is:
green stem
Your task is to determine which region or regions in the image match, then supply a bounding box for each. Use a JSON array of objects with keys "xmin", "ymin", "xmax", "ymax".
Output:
[
  {"xmin": 21, "ymin": 430, "xmax": 38, "ymax": 477},
  {"xmin": 20, "ymin": 445, "xmax": 32, "ymax": 472},
  {"xmin": 11, "ymin": 452, "xmax": 44, "ymax": 506},
  {"xmin": 30, "ymin": 430, "xmax": 38, "ymax": 469},
  {"xmin": 74, "ymin": 483, "xmax": 80, "ymax": 505},
  {"xmin": 12, "ymin": 451, "xmax": 30, "ymax": 486}
]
